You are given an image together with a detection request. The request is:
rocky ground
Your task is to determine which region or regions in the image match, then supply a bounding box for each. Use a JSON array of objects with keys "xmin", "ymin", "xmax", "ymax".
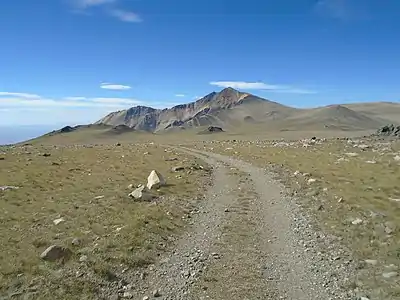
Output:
[{"xmin": 1, "ymin": 133, "xmax": 399, "ymax": 299}]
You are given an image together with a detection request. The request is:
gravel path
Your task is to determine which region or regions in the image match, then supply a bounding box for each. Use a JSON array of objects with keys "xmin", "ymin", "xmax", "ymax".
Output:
[{"xmin": 130, "ymin": 147, "xmax": 353, "ymax": 300}]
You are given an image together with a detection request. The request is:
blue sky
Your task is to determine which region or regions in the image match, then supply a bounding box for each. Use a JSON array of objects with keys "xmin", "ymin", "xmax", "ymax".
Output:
[{"xmin": 0, "ymin": 0, "xmax": 399, "ymax": 126}]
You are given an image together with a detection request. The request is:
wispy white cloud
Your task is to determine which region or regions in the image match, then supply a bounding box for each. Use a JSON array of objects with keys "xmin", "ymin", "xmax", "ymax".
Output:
[
  {"xmin": 0, "ymin": 92, "xmax": 144, "ymax": 126},
  {"xmin": 210, "ymin": 81, "xmax": 283, "ymax": 90},
  {"xmin": 72, "ymin": 0, "xmax": 116, "ymax": 9},
  {"xmin": 0, "ymin": 92, "xmax": 41, "ymax": 99},
  {"xmin": 63, "ymin": 96, "xmax": 87, "ymax": 101},
  {"xmin": 0, "ymin": 92, "xmax": 142, "ymax": 108},
  {"xmin": 267, "ymin": 88, "xmax": 317, "ymax": 95},
  {"xmin": 209, "ymin": 81, "xmax": 317, "ymax": 94},
  {"xmin": 69, "ymin": 0, "xmax": 142, "ymax": 23},
  {"xmin": 175, "ymin": 94, "xmax": 185, "ymax": 97},
  {"xmin": 100, "ymin": 82, "xmax": 132, "ymax": 90},
  {"xmin": 109, "ymin": 9, "xmax": 142, "ymax": 22}
]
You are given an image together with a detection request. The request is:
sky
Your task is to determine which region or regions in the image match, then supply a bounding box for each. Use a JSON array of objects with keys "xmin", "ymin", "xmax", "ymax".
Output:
[{"xmin": 0, "ymin": 0, "xmax": 400, "ymax": 128}]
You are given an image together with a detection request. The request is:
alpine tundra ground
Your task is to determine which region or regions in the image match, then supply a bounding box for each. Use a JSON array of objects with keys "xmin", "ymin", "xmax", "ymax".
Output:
[{"xmin": 0, "ymin": 130, "xmax": 399, "ymax": 299}]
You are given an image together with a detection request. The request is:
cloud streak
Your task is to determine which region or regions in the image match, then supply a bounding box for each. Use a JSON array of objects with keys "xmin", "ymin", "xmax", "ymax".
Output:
[
  {"xmin": 175, "ymin": 94, "xmax": 185, "ymax": 97},
  {"xmin": 70, "ymin": 0, "xmax": 142, "ymax": 23},
  {"xmin": 100, "ymin": 83, "xmax": 132, "ymax": 90},
  {"xmin": 0, "ymin": 92, "xmax": 142, "ymax": 109},
  {"xmin": 210, "ymin": 81, "xmax": 317, "ymax": 94},
  {"xmin": 73, "ymin": 0, "xmax": 116, "ymax": 9},
  {"xmin": 109, "ymin": 9, "xmax": 142, "ymax": 22}
]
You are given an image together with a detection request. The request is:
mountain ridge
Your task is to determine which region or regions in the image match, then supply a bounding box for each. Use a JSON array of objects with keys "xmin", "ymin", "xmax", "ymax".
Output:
[{"xmin": 94, "ymin": 87, "xmax": 400, "ymax": 133}]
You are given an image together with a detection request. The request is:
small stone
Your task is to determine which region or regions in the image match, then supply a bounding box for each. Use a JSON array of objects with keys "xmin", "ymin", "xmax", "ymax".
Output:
[
  {"xmin": 122, "ymin": 291, "xmax": 133, "ymax": 298},
  {"xmin": 382, "ymin": 272, "xmax": 398, "ymax": 278},
  {"xmin": 79, "ymin": 255, "xmax": 88, "ymax": 262},
  {"xmin": 53, "ymin": 217, "xmax": 65, "ymax": 225},
  {"xmin": 42, "ymin": 153, "xmax": 51, "ymax": 157},
  {"xmin": 129, "ymin": 186, "xmax": 155, "ymax": 201},
  {"xmin": 142, "ymin": 297, "xmax": 149, "ymax": 300},
  {"xmin": 307, "ymin": 178, "xmax": 317, "ymax": 184},
  {"xmin": 360, "ymin": 297, "xmax": 370, "ymax": 300},
  {"xmin": 172, "ymin": 166, "xmax": 185, "ymax": 172},
  {"xmin": 352, "ymin": 218, "xmax": 363, "ymax": 225},
  {"xmin": 40, "ymin": 245, "xmax": 72, "ymax": 261},
  {"xmin": 152, "ymin": 289, "xmax": 161, "ymax": 297},
  {"xmin": 224, "ymin": 208, "xmax": 229, "ymax": 212},
  {"xmin": 94, "ymin": 195, "xmax": 105, "ymax": 200},
  {"xmin": 365, "ymin": 259, "xmax": 378, "ymax": 265},
  {"xmin": 71, "ymin": 238, "xmax": 81, "ymax": 246}
]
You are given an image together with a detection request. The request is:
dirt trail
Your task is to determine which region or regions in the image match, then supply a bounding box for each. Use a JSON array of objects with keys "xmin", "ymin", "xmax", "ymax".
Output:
[{"xmin": 131, "ymin": 147, "xmax": 349, "ymax": 299}]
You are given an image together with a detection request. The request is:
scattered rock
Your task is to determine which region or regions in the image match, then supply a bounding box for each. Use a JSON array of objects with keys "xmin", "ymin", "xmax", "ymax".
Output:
[
  {"xmin": 0, "ymin": 186, "xmax": 20, "ymax": 191},
  {"xmin": 42, "ymin": 153, "xmax": 51, "ymax": 157},
  {"xmin": 53, "ymin": 217, "xmax": 65, "ymax": 225},
  {"xmin": 122, "ymin": 291, "xmax": 133, "ymax": 298},
  {"xmin": 94, "ymin": 195, "xmax": 105, "ymax": 200},
  {"xmin": 382, "ymin": 271, "xmax": 398, "ymax": 278},
  {"xmin": 165, "ymin": 157, "xmax": 178, "ymax": 161},
  {"xmin": 384, "ymin": 221, "xmax": 396, "ymax": 234},
  {"xmin": 142, "ymin": 297, "xmax": 149, "ymax": 300},
  {"xmin": 352, "ymin": 218, "xmax": 363, "ymax": 225},
  {"xmin": 198, "ymin": 126, "xmax": 224, "ymax": 134},
  {"xmin": 365, "ymin": 259, "xmax": 378, "ymax": 265},
  {"xmin": 129, "ymin": 186, "xmax": 155, "ymax": 201},
  {"xmin": 79, "ymin": 255, "xmax": 88, "ymax": 262},
  {"xmin": 152, "ymin": 289, "xmax": 161, "ymax": 297},
  {"xmin": 71, "ymin": 238, "xmax": 81, "ymax": 246},
  {"xmin": 40, "ymin": 245, "xmax": 72, "ymax": 262},
  {"xmin": 172, "ymin": 166, "xmax": 185, "ymax": 172},
  {"xmin": 147, "ymin": 170, "xmax": 166, "ymax": 190},
  {"xmin": 345, "ymin": 152, "xmax": 359, "ymax": 157},
  {"xmin": 307, "ymin": 178, "xmax": 317, "ymax": 184}
]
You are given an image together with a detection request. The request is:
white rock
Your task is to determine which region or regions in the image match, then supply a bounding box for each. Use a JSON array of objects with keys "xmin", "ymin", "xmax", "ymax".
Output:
[
  {"xmin": 53, "ymin": 217, "xmax": 65, "ymax": 225},
  {"xmin": 345, "ymin": 152, "xmax": 359, "ymax": 157},
  {"xmin": 307, "ymin": 178, "xmax": 317, "ymax": 184},
  {"xmin": 147, "ymin": 170, "xmax": 166, "ymax": 190},
  {"xmin": 393, "ymin": 155, "xmax": 400, "ymax": 161},
  {"xmin": 129, "ymin": 185, "xmax": 154, "ymax": 201},
  {"xmin": 365, "ymin": 259, "xmax": 378, "ymax": 265},
  {"xmin": 382, "ymin": 271, "xmax": 398, "ymax": 278},
  {"xmin": 352, "ymin": 218, "xmax": 363, "ymax": 225}
]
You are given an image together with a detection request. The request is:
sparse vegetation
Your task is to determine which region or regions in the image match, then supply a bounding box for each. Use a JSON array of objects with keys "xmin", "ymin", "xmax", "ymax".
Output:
[{"xmin": 0, "ymin": 142, "xmax": 210, "ymax": 299}]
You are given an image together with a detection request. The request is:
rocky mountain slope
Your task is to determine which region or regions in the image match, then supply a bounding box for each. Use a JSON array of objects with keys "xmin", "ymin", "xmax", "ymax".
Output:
[{"xmin": 95, "ymin": 87, "xmax": 399, "ymax": 132}]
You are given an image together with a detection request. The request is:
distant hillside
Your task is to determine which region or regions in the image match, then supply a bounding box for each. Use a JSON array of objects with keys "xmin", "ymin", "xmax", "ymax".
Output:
[{"xmin": 95, "ymin": 87, "xmax": 295, "ymax": 132}]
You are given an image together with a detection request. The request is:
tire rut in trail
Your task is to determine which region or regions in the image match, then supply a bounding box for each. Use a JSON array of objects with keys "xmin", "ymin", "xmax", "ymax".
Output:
[
  {"xmin": 181, "ymin": 152, "xmax": 275, "ymax": 299},
  {"xmin": 181, "ymin": 147, "xmax": 343, "ymax": 300},
  {"xmin": 129, "ymin": 154, "xmax": 246, "ymax": 299}
]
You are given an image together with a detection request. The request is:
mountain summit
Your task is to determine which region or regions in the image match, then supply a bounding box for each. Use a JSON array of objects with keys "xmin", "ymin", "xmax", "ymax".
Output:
[{"xmin": 95, "ymin": 87, "xmax": 293, "ymax": 132}]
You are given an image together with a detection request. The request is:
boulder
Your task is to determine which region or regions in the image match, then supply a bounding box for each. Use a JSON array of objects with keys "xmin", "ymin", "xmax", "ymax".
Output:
[
  {"xmin": 129, "ymin": 185, "xmax": 155, "ymax": 201},
  {"xmin": 40, "ymin": 245, "xmax": 72, "ymax": 262},
  {"xmin": 147, "ymin": 170, "xmax": 166, "ymax": 190}
]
